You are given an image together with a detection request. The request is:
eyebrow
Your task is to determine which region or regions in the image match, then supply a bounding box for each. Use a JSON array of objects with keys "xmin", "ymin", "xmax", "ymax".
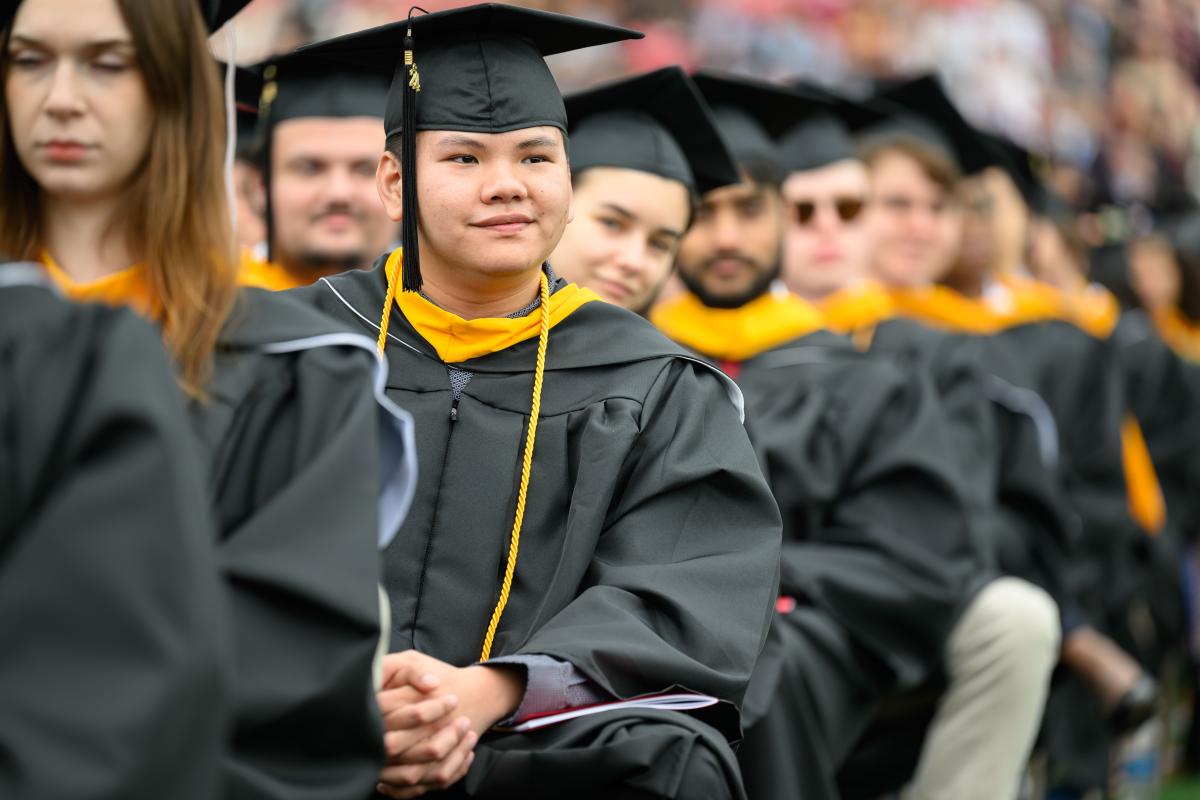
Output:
[
  {"xmin": 600, "ymin": 203, "xmax": 683, "ymax": 239},
  {"xmin": 517, "ymin": 135, "xmax": 560, "ymax": 150},
  {"xmin": 9, "ymin": 35, "xmax": 134, "ymax": 50}
]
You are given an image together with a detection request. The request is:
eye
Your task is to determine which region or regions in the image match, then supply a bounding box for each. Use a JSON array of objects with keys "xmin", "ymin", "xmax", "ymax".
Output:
[
  {"xmin": 353, "ymin": 162, "xmax": 376, "ymax": 178},
  {"xmin": 8, "ymin": 50, "xmax": 48, "ymax": 70},
  {"xmin": 522, "ymin": 154, "xmax": 550, "ymax": 164},
  {"xmin": 596, "ymin": 216, "xmax": 623, "ymax": 232},
  {"xmin": 91, "ymin": 56, "xmax": 130, "ymax": 73},
  {"xmin": 649, "ymin": 238, "xmax": 674, "ymax": 255},
  {"xmin": 449, "ymin": 154, "xmax": 478, "ymax": 165}
]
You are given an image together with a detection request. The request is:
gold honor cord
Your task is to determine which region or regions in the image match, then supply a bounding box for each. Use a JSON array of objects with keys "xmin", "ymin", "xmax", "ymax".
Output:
[
  {"xmin": 375, "ymin": 254, "xmax": 552, "ymax": 661},
  {"xmin": 481, "ymin": 271, "xmax": 551, "ymax": 661}
]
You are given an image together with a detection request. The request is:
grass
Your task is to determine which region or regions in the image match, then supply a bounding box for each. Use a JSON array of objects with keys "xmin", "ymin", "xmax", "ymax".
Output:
[{"xmin": 1161, "ymin": 777, "xmax": 1200, "ymax": 799}]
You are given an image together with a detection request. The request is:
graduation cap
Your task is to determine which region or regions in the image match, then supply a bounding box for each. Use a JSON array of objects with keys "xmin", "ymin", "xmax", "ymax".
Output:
[
  {"xmin": 1, "ymin": 0, "xmax": 253, "ymax": 30},
  {"xmin": 565, "ymin": 67, "xmax": 739, "ymax": 196},
  {"xmin": 690, "ymin": 73, "xmax": 809, "ymax": 171},
  {"xmin": 254, "ymin": 50, "xmax": 390, "ymax": 259},
  {"xmin": 216, "ymin": 61, "xmax": 262, "ymax": 156},
  {"xmin": 295, "ymin": 4, "xmax": 642, "ymax": 292},
  {"xmin": 864, "ymin": 74, "xmax": 993, "ymax": 175},
  {"xmin": 975, "ymin": 130, "xmax": 1055, "ymax": 213},
  {"xmin": 776, "ymin": 83, "xmax": 895, "ymax": 174}
]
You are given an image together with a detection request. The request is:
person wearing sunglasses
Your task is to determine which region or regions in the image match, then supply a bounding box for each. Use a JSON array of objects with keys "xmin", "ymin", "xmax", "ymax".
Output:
[{"xmin": 650, "ymin": 73, "xmax": 1059, "ymax": 800}]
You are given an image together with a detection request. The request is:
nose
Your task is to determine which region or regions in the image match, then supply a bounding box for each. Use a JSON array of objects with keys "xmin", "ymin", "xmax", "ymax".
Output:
[
  {"xmin": 711, "ymin": 208, "xmax": 742, "ymax": 250},
  {"xmin": 612, "ymin": 232, "xmax": 649, "ymax": 277},
  {"xmin": 323, "ymin": 165, "xmax": 355, "ymax": 203},
  {"xmin": 44, "ymin": 61, "xmax": 85, "ymax": 121},
  {"xmin": 480, "ymin": 161, "xmax": 528, "ymax": 205}
]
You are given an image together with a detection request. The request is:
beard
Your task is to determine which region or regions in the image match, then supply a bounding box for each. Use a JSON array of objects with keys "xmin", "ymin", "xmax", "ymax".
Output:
[
  {"xmin": 291, "ymin": 248, "xmax": 372, "ymax": 276},
  {"xmin": 676, "ymin": 247, "xmax": 783, "ymax": 309}
]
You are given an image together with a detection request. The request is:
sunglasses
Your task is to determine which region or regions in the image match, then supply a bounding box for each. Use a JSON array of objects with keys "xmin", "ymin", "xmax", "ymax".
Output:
[{"xmin": 792, "ymin": 196, "xmax": 867, "ymax": 225}]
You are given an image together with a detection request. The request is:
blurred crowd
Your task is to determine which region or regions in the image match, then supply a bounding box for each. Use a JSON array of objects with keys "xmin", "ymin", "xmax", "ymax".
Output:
[{"xmin": 222, "ymin": 0, "xmax": 1200, "ymax": 223}]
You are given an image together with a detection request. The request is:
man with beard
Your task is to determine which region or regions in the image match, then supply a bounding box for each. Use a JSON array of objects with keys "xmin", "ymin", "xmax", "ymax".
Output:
[
  {"xmin": 550, "ymin": 67, "xmax": 737, "ymax": 316},
  {"xmin": 287, "ymin": 8, "xmax": 782, "ymax": 799},
  {"xmin": 242, "ymin": 53, "xmax": 396, "ymax": 290},
  {"xmin": 651, "ymin": 72, "xmax": 1059, "ymax": 800}
]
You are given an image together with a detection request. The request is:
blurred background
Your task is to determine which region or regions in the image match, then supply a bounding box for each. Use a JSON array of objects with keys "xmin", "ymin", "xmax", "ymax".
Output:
[{"xmin": 218, "ymin": 0, "xmax": 1200, "ymax": 233}]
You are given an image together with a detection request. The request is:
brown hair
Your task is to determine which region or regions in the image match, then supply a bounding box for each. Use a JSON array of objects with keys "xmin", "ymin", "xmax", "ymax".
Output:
[
  {"xmin": 859, "ymin": 134, "xmax": 963, "ymax": 192},
  {"xmin": 0, "ymin": 0, "xmax": 239, "ymax": 396}
]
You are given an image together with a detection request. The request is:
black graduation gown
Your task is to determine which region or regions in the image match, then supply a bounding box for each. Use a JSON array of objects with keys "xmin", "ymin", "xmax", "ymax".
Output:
[
  {"xmin": 289, "ymin": 259, "xmax": 783, "ymax": 799},
  {"xmin": 686, "ymin": 329, "xmax": 989, "ymax": 800},
  {"xmin": 0, "ymin": 266, "xmax": 229, "ymax": 800},
  {"xmin": 869, "ymin": 320, "xmax": 1073, "ymax": 607},
  {"xmin": 195, "ymin": 287, "xmax": 414, "ymax": 800}
]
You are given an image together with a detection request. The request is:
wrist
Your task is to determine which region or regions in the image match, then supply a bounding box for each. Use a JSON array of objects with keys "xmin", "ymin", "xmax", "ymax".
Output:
[{"xmin": 466, "ymin": 665, "xmax": 525, "ymax": 725}]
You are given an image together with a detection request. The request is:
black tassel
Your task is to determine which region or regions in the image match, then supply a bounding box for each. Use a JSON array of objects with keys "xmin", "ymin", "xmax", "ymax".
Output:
[{"xmin": 400, "ymin": 26, "xmax": 422, "ymax": 293}]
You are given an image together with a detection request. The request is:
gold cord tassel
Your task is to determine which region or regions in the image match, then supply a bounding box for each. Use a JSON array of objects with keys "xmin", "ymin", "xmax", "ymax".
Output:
[
  {"xmin": 377, "ymin": 248, "xmax": 404, "ymax": 354},
  {"xmin": 480, "ymin": 272, "xmax": 552, "ymax": 661}
]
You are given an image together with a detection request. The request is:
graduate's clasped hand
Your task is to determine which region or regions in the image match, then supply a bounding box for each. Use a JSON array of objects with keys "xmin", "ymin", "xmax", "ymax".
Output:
[{"xmin": 375, "ymin": 650, "xmax": 523, "ymax": 798}]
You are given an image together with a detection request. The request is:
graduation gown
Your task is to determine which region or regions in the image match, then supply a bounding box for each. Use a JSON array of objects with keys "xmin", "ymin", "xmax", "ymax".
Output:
[
  {"xmin": 289, "ymin": 254, "xmax": 782, "ymax": 799},
  {"xmin": 652, "ymin": 290, "xmax": 989, "ymax": 800},
  {"xmin": 822, "ymin": 284, "xmax": 1074, "ymax": 609},
  {"xmin": 0, "ymin": 265, "xmax": 229, "ymax": 800},
  {"xmin": 196, "ymin": 287, "xmax": 415, "ymax": 800}
]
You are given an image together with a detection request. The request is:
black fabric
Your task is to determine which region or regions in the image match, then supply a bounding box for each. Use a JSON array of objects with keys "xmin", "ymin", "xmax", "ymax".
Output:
[
  {"xmin": 566, "ymin": 67, "xmax": 739, "ymax": 195},
  {"xmin": 691, "ymin": 72, "xmax": 832, "ymax": 170},
  {"xmin": 0, "ymin": 271, "xmax": 230, "ymax": 800},
  {"xmin": 288, "ymin": 257, "xmax": 782, "ymax": 780},
  {"xmin": 776, "ymin": 115, "xmax": 859, "ymax": 174},
  {"xmin": 257, "ymin": 51, "xmax": 389, "ymax": 130},
  {"xmin": 865, "ymin": 74, "xmax": 993, "ymax": 174},
  {"xmin": 295, "ymin": 4, "xmax": 642, "ymax": 139},
  {"xmin": 193, "ymin": 289, "xmax": 389, "ymax": 799}
]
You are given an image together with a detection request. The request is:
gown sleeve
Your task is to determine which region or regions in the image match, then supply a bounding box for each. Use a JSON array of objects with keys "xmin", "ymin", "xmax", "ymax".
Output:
[
  {"xmin": 510, "ymin": 358, "xmax": 783, "ymax": 740},
  {"xmin": 205, "ymin": 342, "xmax": 387, "ymax": 800}
]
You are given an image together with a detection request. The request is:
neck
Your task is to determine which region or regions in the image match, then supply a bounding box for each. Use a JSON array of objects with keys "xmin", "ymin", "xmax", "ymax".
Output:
[
  {"xmin": 417, "ymin": 251, "xmax": 544, "ymax": 320},
  {"xmin": 42, "ymin": 195, "xmax": 135, "ymax": 282}
]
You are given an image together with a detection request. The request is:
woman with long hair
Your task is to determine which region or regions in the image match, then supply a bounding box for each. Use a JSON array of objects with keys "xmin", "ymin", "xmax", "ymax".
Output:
[{"xmin": 1, "ymin": 0, "xmax": 415, "ymax": 796}]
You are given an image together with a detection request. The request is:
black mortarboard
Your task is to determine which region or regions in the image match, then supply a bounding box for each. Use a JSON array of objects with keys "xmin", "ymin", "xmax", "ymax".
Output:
[
  {"xmin": 1, "ymin": 0, "xmax": 253, "ymax": 30},
  {"xmin": 691, "ymin": 72, "xmax": 824, "ymax": 174},
  {"xmin": 565, "ymin": 67, "xmax": 739, "ymax": 196},
  {"xmin": 864, "ymin": 75, "xmax": 992, "ymax": 175},
  {"xmin": 254, "ymin": 51, "xmax": 390, "ymax": 259},
  {"xmin": 296, "ymin": 4, "xmax": 642, "ymax": 291},
  {"xmin": 776, "ymin": 83, "xmax": 894, "ymax": 173},
  {"xmin": 976, "ymin": 130, "xmax": 1046, "ymax": 210},
  {"xmin": 216, "ymin": 61, "xmax": 262, "ymax": 156}
]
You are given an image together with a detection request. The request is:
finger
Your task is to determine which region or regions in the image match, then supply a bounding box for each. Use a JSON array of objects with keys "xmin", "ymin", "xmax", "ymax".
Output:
[
  {"xmin": 382, "ymin": 694, "xmax": 459, "ymax": 731},
  {"xmin": 423, "ymin": 730, "xmax": 479, "ymax": 790},
  {"xmin": 383, "ymin": 716, "xmax": 463, "ymax": 761},
  {"xmin": 378, "ymin": 731, "xmax": 477, "ymax": 793},
  {"xmin": 393, "ymin": 717, "xmax": 471, "ymax": 765},
  {"xmin": 376, "ymin": 685, "xmax": 444, "ymax": 715},
  {"xmin": 380, "ymin": 652, "xmax": 442, "ymax": 692}
]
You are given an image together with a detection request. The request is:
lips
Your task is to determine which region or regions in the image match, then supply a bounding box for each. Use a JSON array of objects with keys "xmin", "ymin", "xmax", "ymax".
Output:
[
  {"xmin": 39, "ymin": 140, "xmax": 91, "ymax": 163},
  {"xmin": 472, "ymin": 213, "xmax": 533, "ymax": 235}
]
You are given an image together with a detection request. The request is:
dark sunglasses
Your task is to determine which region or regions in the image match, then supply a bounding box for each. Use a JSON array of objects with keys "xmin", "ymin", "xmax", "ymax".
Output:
[{"xmin": 792, "ymin": 196, "xmax": 867, "ymax": 225}]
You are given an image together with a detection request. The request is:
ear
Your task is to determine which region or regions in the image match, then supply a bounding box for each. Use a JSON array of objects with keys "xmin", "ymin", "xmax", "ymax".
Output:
[
  {"xmin": 376, "ymin": 151, "xmax": 404, "ymax": 222},
  {"xmin": 239, "ymin": 162, "xmax": 266, "ymax": 216}
]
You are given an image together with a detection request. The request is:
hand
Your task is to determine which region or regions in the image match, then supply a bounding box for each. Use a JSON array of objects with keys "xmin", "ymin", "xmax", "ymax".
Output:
[{"xmin": 376, "ymin": 651, "xmax": 476, "ymax": 798}]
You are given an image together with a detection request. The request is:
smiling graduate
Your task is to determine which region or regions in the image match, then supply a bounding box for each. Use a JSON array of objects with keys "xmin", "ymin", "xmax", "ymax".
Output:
[{"xmin": 286, "ymin": 5, "xmax": 782, "ymax": 799}]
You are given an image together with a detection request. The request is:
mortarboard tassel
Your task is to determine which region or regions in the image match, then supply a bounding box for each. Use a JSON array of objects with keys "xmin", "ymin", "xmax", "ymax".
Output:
[{"xmin": 400, "ymin": 20, "xmax": 422, "ymax": 292}]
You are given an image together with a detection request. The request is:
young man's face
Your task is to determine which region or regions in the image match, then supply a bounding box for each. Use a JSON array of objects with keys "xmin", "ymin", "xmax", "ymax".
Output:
[
  {"xmin": 781, "ymin": 159, "xmax": 873, "ymax": 300},
  {"xmin": 551, "ymin": 166, "xmax": 690, "ymax": 312},
  {"xmin": 408, "ymin": 125, "xmax": 573, "ymax": 280},
  {"xmin": 675, "ymin": 178, "xmax": 785, "ymax": 308},
  {"xmin": 270, "ymin": 116, "xmax": 395, "ymax": 273},
  {"xmin": 865, "ymin": 149, "xmax": 964, "ymax": 287}
]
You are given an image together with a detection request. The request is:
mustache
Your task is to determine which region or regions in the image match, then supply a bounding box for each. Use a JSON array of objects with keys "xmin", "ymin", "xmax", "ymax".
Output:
[
  {"xmin": 701, "ymin": 251, "xmax": 757, "ymax": 270},
  {"xmin": 308, "ymin": 203, "xmax": 365, "ymax": 224}
]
